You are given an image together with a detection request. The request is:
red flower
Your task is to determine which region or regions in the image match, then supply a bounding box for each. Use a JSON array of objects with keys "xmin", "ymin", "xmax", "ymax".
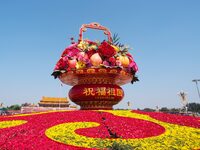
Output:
[
  {"xmin": 85, "ymin": 40, "xmax": 97, "ymax": 45},
  {"xmin": 108, "ymin": 57, "xmax": 116, "ymax": 66},
  {"xmin": 98, "ymin": 41, "xmax": 116, "ymax": 58},
  {"xmin": 54, "ymin": 58, "xmax": 67, "ymax": 70},
  {"xmin": 87, "ymin": 49, "xmax": 96, "ymax": 58}
]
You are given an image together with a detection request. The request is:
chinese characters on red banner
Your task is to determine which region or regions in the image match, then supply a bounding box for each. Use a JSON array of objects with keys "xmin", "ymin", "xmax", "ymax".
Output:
[{"xmin": 83, "ymin": 87, "xmax": 123, "ymax": 97}]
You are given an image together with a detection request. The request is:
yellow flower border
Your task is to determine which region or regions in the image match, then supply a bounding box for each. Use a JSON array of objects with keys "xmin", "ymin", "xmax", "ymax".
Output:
[
  {"xmin": 8, "ymin": 110, "xmax": 68, "ymax": 117},
  {"xmin": 0, "ymin": 120, "xmax": 27, "ymax": 129},
  {"xmin": 45, "ymin": 110, "xmax": 200, "ymax": 149}
]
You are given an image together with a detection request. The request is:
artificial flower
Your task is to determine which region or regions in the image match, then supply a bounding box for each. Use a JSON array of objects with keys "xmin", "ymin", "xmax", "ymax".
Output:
[
  {"xmin": 54, "ymin": 58, "xmax": 67, "ymax": 70},
  {"xmin": 108, "ymin": 57, "xmax": 116, "ymax": 66},
  {"xmin": 0, "ymin": 110, "xmax": 199, "ymax": 149},
  {"xmin": 76, "ymin": 61, "xmax": 86, "ymax": 69},
  {"xmin": 111, "ymin": 45, "xmax": 120, "ymax": 52},
  {"xmin": 102, "ymin": 60, "xmax": 110, "ymax": 66},
  {"xmin": 87, "ymin": 49, "xmax": 96, "ymax": 58},
  {"xmin": 78, "ymin": 40, "xmax": 89, "ymax": 51},
  {"xmin": 52, "ymin": 37, "xmax": 138, "ymax": 81},
  {"xmin": 89, "ymin": 44, "xmax": 98, "ymax": 50},
  {"xmin": 98, "ymin": 41, "xmax": 116, "ymax": 58},
  {"xmin": 77, "ymin": 52, "xmax": 89, "ymax": 62},
  {"xmin": 61, "ymin": 44, "xmax": 79, "ymax": 57},
  {"xmin": 128, "ymin": 61, "xmax": 138, "ymax": 72}
]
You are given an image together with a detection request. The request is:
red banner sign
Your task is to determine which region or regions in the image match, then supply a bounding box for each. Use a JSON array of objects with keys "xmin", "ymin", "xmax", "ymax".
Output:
[{"xmin": 69, "ymin": 84, "xmax": 124, "ymax": 102}]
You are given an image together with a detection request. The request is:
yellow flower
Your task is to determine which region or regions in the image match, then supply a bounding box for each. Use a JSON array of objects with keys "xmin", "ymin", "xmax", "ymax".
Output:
[
  {"xmin": 45, "ymin": 110, "xmax": 200, "ymax": 149},
  {"xmin": 76, "ymin": 61, "xmax": 86, "ymax": 69},
  {"xmin": 111, "ymin": 45, "xmax": 120, "ymax": 52},
  {"xmin": 89, "ymin": 44, "xmax": 98, "ymax": 50},
  {"xmin": 0, "ymin": 120, "xmax": 27, "ymax": 128},
  {"xmin": 78, "ymin": 40, "xmax": 89, "ymax": 51}
]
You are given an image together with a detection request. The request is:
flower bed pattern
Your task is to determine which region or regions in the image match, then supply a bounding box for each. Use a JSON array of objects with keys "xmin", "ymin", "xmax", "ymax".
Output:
[{"xmin": 0, "ymin": 110, "xmax": 199, "ymax": 149}]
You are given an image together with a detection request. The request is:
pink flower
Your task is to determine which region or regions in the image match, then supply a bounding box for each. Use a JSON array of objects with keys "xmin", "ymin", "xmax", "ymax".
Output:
[
  {"xmin": 61, "ymin": 44, "xmax": 79, "ymax": 57},
  {"xmin": 77, "ymin": 52, "xmax": 89, "ymax": 62},
  {"xmin": 103, "ymin": 61, "xmax": 109, "ymax": 66},
  {"xmin": 116, "ymin": 59, "xmax": 122, "ymax": 67},
  {"xmin": 126, "ymin": 53, "xmax": 134, "ymax": 61},
  {"xmin": 128, "ymin": 61, "xmax": 138, "ymax": 72}
]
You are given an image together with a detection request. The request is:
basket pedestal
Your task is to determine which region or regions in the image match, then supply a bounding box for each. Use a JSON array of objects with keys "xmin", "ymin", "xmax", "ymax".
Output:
[
  {"xmin": 59, "ymin": 68, "xmax": 132, "ymax": 110},
  {"xmin": 69, "ymin": 84, "xmax": 124, "ymax": 110}
]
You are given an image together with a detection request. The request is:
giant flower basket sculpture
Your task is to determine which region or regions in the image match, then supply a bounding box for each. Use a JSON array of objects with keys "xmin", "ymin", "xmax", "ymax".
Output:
[{"xmin": 52, "ymin": 22, "xmax": 138, "ymax": 110}]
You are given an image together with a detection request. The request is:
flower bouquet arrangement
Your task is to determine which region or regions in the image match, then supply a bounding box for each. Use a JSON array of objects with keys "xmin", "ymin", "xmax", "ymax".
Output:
[
  {"xmin": 52, "ymin": 22, "xmax": 138, "ymax": 84},
  {"xmin": 51, "ymin": 23, "xmax": 139, "ymax": 109}
]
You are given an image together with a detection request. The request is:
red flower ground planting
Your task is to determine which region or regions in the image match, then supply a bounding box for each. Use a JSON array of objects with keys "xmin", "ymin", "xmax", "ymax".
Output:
[
  {"xmin": 76, "ymin": 112, "xmax": 165, "ymax": 139},
  {"xmin": 0, "ymin": 110, "xmax": 199, "ymax": 149},
  {"xmin": 133, "ymin": 110, "xmax": 200, "ymax": 128},
  {"xmin": 0, "ymin": 111, "xmax": 101, "ymax": 150}
]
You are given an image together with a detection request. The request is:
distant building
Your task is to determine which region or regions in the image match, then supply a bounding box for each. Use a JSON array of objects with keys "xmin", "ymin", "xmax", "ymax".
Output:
[{"xmin": 38, "ymin": 96, "xmax": 70, "ymax": 107}]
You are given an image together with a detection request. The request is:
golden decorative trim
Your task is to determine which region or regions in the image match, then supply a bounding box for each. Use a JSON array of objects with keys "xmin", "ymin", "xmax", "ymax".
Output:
[
  {"xmin": 86, "ymin": 68, "xmax": 96, "ymax": 74},
  {"xmin": 98, "ymin": 69, "xmax": 107, "ymax": 73},
  {"xmin": 78, "ymin": 77, "xmax": 114, "ymax": 84},
  {"xmin": 59, "ymin": 68, "xmax": 132, "ymax": 86},
  {"xmin": 75, "ymin": 100, "xmax": 119, "ymax": 110},
  {"xmin": 109, "ymin": 69, "xmax": 118, "ymax": 74},
  {"xmin": 120, "ymin": 70, "xmax": 126, "ymax": 76},
  {"xmin": 76, "ymin": 70, "xmax": 84, "ymax": 74}
]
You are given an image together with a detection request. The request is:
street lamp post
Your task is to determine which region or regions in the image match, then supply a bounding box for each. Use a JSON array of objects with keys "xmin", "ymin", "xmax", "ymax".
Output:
[{"xmin": 192, "ymin": 79, "xmax": 200, "ymax": 101}]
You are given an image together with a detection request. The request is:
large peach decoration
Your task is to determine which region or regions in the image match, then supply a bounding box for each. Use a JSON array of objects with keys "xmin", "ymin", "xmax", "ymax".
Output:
[{"xmin": 52, "ymin": 22, "xmax": 138, "ymax": 110}]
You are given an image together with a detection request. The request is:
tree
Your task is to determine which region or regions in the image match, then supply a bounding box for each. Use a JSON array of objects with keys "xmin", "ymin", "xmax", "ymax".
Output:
[
  {"xmin": 8, "ymin": 104, "xmax": 21, "ymax": 110},
  {"xmin": 21, "ymin": 103, "xmax": 32, "ymax": 107},
  {"xmin": 160, "ymin": 107, "xmax": 169, "ymax": 112},
  {"xmin": 169, "ymin": 108, "xmax": 180, "ymax": 114},
  {"xmin": 187, "ymin": 103, "xmax": 200, "ymax": 113},
  {"xmin": 143, "ymin": 108, "xmax": 155, "ymax": 112}
]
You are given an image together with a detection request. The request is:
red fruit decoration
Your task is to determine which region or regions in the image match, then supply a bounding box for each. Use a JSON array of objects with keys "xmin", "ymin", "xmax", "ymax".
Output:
[{"xmin": 52, "ymin": 22, "xmax": 138, "ymax": 110}]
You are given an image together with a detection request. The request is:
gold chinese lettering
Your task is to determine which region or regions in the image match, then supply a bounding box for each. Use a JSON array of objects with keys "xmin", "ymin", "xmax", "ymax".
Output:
[
  {"xmin": 107, "ymin": 88, "xmax": 116, "ymax": 96},
  {"xmin": 96, "ymin": 87, "xmax": 107, "ymax": 96},
  {"xmin": 116, "ymin": 89, "xmax": 123, "ymax": 97},
  {"xmin": 83, "ymin": 88, "xmax": 95, "ymax": 96}
]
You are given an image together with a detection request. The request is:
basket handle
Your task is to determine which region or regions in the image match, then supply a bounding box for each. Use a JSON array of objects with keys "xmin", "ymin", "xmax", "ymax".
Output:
[{"xmin": 78, "ymin": 22, "xmax": 112, "ymax": 43}]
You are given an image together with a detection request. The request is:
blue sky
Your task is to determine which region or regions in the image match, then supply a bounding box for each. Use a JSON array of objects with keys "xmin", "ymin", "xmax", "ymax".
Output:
[{"xmin": 0, "ymin": 0, "xmax": 200, "ymax": 109}]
